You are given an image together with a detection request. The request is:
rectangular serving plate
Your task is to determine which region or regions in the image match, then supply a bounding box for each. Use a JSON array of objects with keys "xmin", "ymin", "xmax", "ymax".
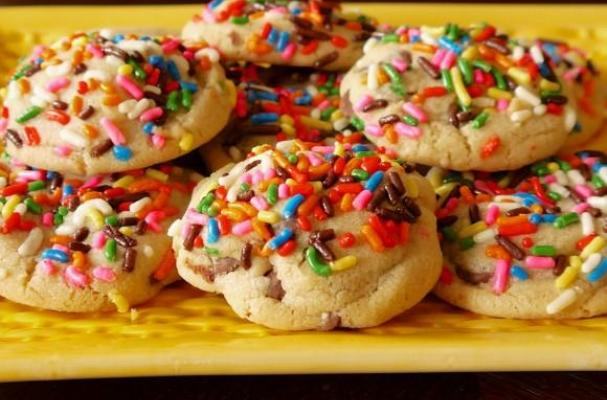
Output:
[{"xmin": 1, "ymin": 3, "xmax": 607, "ymax": 382}]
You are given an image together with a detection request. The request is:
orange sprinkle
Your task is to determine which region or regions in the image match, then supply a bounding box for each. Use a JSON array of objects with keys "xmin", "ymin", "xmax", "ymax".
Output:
[
  {"xmin": 49, "ymin": 235, "xmax": 71, "ymax": 245},
  {"xmin": 411, "ymin": 43, "xmax": 436, "ymax": 54},
  {"xmin": 102, "ymin": 94, "xmax": 121, "ymax": 106},
  {"xmin": 340, "ymin": 192, "xmax": 354, "ymax": 212},
  {"xmin": 361, "ymin": 224, "xmax": 385, "ymax": 252},
  {"xmin": 298, "ymin": 194, "xmax": 319, "ymax": 216},
  {"xmin": 80, "ymin": 191, "xmax": 102, "ymax": 202},
  {"xmin": 485, "ymin": 244, "xmax": 512, "ymax": 261},
  {"xmin": 497, "ymin": 214, "xmax": 528, "ymax": 227},
  {"xmin": 127, "ymin": 178, "xmax": 163, "ymax": 193},
  {"xmin": 72, "ymin": 251, "xmax": 88, "ymax": 269},
  {"xmin": 481, "ymin": 136, "xmax": 501, "ymax": 159},
  {"xmin": 252, "ymin": 219, "xmax": 272, "ymax": 240},
  {"xmin": 70, "ymin": 95, "xmax": 83, "ymax": 115},
  {"xmin": 152, "ymin": 249, "xmax": 176, "ymax": 281},
  {"xmin": 459, "ymin": 186, "xmax": 475, "ymax": 205}
]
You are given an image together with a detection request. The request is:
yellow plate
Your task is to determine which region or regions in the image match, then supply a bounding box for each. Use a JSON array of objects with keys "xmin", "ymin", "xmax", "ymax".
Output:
[{"xmin": 2, "ymin": 3, "xmax": 607, "ymax": 382}]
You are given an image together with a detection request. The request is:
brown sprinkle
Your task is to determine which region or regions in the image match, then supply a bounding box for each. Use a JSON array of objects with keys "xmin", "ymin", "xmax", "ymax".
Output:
[
  {"xmin": 183, "ymin": 224, "xmax": 202, "ymax": 251},
  {"xmin": 123, "ymin": 247, "xmax": 137, "ymax": 272},
  {"xmin": 417, "ymin": 56, "xmax": 440, "ymax": 79},
  {"xmin": 314, "ymin": 51, "xmax": 339, "ymax": 68},
  {"xmin": 6, "ymin": 129, "xmax": 23, "ymax": 148},
  {"xmin": 240, "ymin": 242, "xmax": 252, "ymax": 269},
  {"xmin": 494, "ymin": 234, "xmax": 525, "ymax": 260},
  {"xmin": 90, "ymin": 139, "xmax": 113, "ymax": 157}
]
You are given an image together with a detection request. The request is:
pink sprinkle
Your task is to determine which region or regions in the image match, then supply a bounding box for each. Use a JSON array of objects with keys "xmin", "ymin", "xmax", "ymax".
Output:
[
  {"xmin": 232, "ymin": 219, "xmax": 252, "ymax": 236},
  {"xmin": 250, "ymin": 196, "xmax": 269, "ymax": 211},
  {"xmin": 0, "ymin": 118, "xmax": 8, "ymax": 134},
  {"xmin": 145, "ymin": 211, "xmax": 165, "ymax": 232},
  {"xmin": 42, "ymin": 212, "xmax": 54, "ymax": 227},
  {"xmin": 52, "ymin": 244, "xmax": 69, "ymax": 253},
  {"xmin": 92, "ymin": 231, "xmax": 107, "ymax": 249},
  {"xmin": 151, "ymin": 134, "xmax": 165, "ymax": 149},
  {"xmin": 17, "ymin": 170, "xmax": 45, "ymax": 181},
  {"xmin": 162, "ymin": 39, "xmax": 180, "ymax": 54},
  {"xmin": 240, "ymin": 173, "xmax": 252, "ymax": 185},
  {"xmin": 493, "ymin": 259, "xmax": 510, "ymax": 294},
  {"xmin": 316, "ymin": 99, "xmax": 330, "ymax": 111},
  {"xmin": 365, "ymin": 124, "xmax": 383, "ymax": 137},
  {"xmin": 46, "ymin": 77, "xmax": 70, "ymax": 93},
  {"xmin": 355, "ymin": 95, "xmax": 373, "ymax": 112},
  {"xmin": 181, "ymin": 221, "xmax": 192, "ymax": 238},
  {"xmin": 64, "ymin": 266, "xmax": 90, "ymax": 288},
  {"xmin": 251, "ymin": 170, "xmax": 264, "ymax": 185},
  {"xmin": 563, "ymin": 67, "xmax": 582, "ymax": 82},
  {"xmin": 352, "ymin": 189, "xmax": 373, "ymax": 210},
  {"xmin": 86, "ymin": 43, "xmax": 104, "ymax": 58},
  {"xmin": 391, "ymin": 57, "xmax": 408, "ymax": 72},
  {"xmin": 543, "ymin": 175, "xmax": 557, "ymax": 184},
  {"xmin": 485, "ymin": 204, "xmax": 500, "ymax": 225},
  {"xmin": 525, "ymin": 256, "xmax": 555, "ymax": 269},
  {"xmin": 39, "ymin": 260, "xmax": 56, "ymax": 275},
  {"xmin": 395, "ymin": 26, "xmax": 407, "ymax": 35},
  {"xmin": 185, "ymin": 208, "xmax": 209, "ymax": 225},
  {"xmin": 440, "ymin": 50, "xmax": 457, "ymax": 70},
  {"xmin": 575, "ymin": 184, "xmax": 593, "ymax": 199},
  {"xmin": 402, "ymin": 102, "xmax": 428, "ymax": 123},
  {"xmin": 100, "ymin": 117, "xmax": 126, "ymax": 145},
  {"xmin": 474, "ymin": 69, "xmax": 485, "ymax": 84},
  {"xmin": 306, "ymin": 152, "xmax": 323, "ymax": 167},
  {"xmin": 408, "ymin": 28, "xmax": 420, "ymax": 41},
  {"xmin": 139, "ymin": 107, "xmax": 164, "ymax": 123},
  {"xmin": 394, "ymin": 122, "xmax": 422, "ymax": 138},
  {"xmin": 573, "ymin": 203, "xmax": 589, "ymax": 214},
  {"xmin": 54, "ymin": 145, "xmax": 72, "ymax": 157},
  {"xmin": 496, "ymin": 99, "xmax": 509, "ymax": 112},
  {"xmin": 81, "ymin": 176, "xmax": 104, "ymax": 189},
  {"xmin": 263, "ymin": 168, "xmax": 276, "ymax": 180},
  {"xmin": 202, "ymin": 6, "xmax": 216, "ymax": 23},
  {"xmin": 583, "ymin": 157, "xmax": 599, "ymax": 167},
  {"xmin": 116, "ymin": 75, "xmax": 143, "ymax": 100},
  {"xmin": 311, "ymin": 146, "xmax": 334, "ymax": 154},
  {"xmin": 431, "ymin": 48, "xmax": 447, "ymax": 66},
  {"xmin": 278, "ymin": 183, "xmax": 289, "ymax": 199},
  {"xmin": 445, "ymin": 197, "xmax": 459, "ymax": 212},
  {"xmin": 32, "ymin": 45, "xmax": 45, "ymax": 57},
  {"xmin": 281, "ymin": 43, "xmax": 297, "ymax": 60},
  {"xmin": 92, "ymin": 266, "xmax": 117, "ymax": 283}
]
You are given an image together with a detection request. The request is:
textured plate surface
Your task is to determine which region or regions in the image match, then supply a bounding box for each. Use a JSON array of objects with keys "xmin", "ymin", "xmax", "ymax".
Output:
[{"xmin": 1, "ymin": 3, "xmax": 607, "ymax": 382}]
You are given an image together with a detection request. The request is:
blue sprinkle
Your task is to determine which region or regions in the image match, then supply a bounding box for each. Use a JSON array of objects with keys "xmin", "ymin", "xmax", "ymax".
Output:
[
  {"xmin": 292, "ymin": 8, "xmax": 302, "ymax": 16},
  {"xmin": 143, "ymin": 122, "xmax": 155, "ymax": 135},
  {"xmin": 46, "ymin": 171, "xmax": 57, "ymax": 180},
  {"xmin": 209, "ymin": 0, "xmax": 223, "ymax": 9},
  {"xmin": 180, "ymin": 81, "xmax": 198, "ymax": 93},
  {"xmin": 539, "ymin": 62, "xmax": 552, "ymax": 78},
  {"xmin": 542, "ymin": 214, "xmax": 557, "ymax": 224},
  {"xmin": 148, "ymin": 55, "xmax": 165, "ymax": 68},
  {"xmin": 250, "ymin": 90, "xmax": 278, "ymax": 102},
  {"xmin": 166, "ymin": 60, "xmax": 181, "ymax": 80},
  {"xmin": 268, "ymin": 228, "xmax": 294, "ymax": 250},
  {"xmin": 528, "ymin": 213, "xmax": 542, "ymax": 225},
  {"xmin": 542, "ymin": 43, "xmax": 559, "ymax": 62},
  {"xmin": 510, "ymin": 265, "xmax": 529, "ymax": 281},
  {"xmin": 460, "ymin": 35, "xmax": 471, "ymax": 46},
  {"xmin": 268, "ymin": 28, "xmax": 280, "ymax": 45},
  {"xmin": 63, "ymin": 185, "xmax": 74, "ymax": 196},
  {"xmin": 277, "ymin": 31, "xmax": 290, "ymax": 52},
  {"xmin": 113, "ymin": 145, "xmax": 133, "ymax": 161},
  {"xmin": 294, "ymin": 94, "xmax": 312, "ymax": 105},
  {"xmin": 41, "ymin": 249, "xmax": 69, "ymax": 263},
  {"xmin": 365, "ymin": 171, "xmax": 385, "ymax": 192},
  {"xmin": 352, "ymin": 144, "xmax": 369, "ymax": 153},
  {"xmin": 410, "ymin": 35, "xmax": 420, "ymax": 43},
  {"xmin": 112, "ymin": 34, "xmax": 125, "ymax": 44},
  {"xmin": 588, "ymin": 258, "xmax": 607, "ymax": 282},
  {"xmin": 207, "ymin": 218, "xmax": 220, "ymax": 244},
  {"xmin": 251, "ymin": 112, "xmax": 279, "ymax": 125},
  {"xmin": 282, "ymin": 194, "xmax": 305, "ymax": 219},
  {"xmin": 438, "ymin": 36, "xmax": 463, "ymax": 54}
]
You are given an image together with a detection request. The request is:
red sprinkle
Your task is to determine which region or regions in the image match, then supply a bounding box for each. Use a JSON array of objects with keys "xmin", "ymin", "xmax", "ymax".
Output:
[
  {"xmin": 521, "ymin": 237, "xmax": 534, "ymax": 248},
  {"xmin": 24, "ymin": 126, "xmax": 41, "ymax": 146},
  {"xmin": 480, "ymin": 136, "xmax": 501, "ymax": 159},
  {"xmin": 576, "ymin": 234, "xmax": 597, "ymax": 251},
  {"xmin": 277, "ymin": 239, "xmax": 297, "ymax": 256},
  {"xmin": 338, "ymin": 232, "xmax": 356, "ymax": 248},
  {"xmin": 498, "ymin": 221, "xmax": 538, "ymax": 236},
  {"xmin": 439, "ymin": 266, "xmax": 454, "ymax": 285}
]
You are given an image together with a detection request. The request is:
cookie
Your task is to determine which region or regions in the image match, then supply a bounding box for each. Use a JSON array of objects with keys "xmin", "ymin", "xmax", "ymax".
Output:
[
  {"xmin": 181, "ymin": 0, "xmax": 376, "ymax": 71},
  {"xmin": 0, "ymin": 159, "xmax": 198, "ymax": 312},
  {"xmin": 432, "ymin": 150, "xmax": 607, "ymax": 318},
  {"xmin": 2, "ymin": 31, "xmax": 235, "ymax": 176},
  {"xmin": 171, "ymin": 139, "xmax": 441, "ymax": 330},
  {"xmin": 199, "ymin": 62, "xmax": 346, "ymax": 171},
  {"xmin": 340, "ymin": 24, "xmax": 604, "ymax": 171}
]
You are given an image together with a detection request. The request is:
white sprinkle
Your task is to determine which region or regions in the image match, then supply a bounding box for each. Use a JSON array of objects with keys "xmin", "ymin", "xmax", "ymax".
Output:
[
  {"xmin": 118, "ymin": 99, "xmax": 137, "ymax": 114},
  {"xmin": 554, "ymin": 170, "xmax": 569, "ymax": 186},
  {"xmin": 530, "ymin": 45, "xmax": 545, "ymax": 64},
  {"xmin": 567, "ymin": 169, "xmax": 586, "ymax": 185},
  {"xmin": 195, "ymin": 48, "xmax": 220, "ymax": 63},
  {"xmin": 548, "ymin": 183, "xmax": 570, "ymax": 198},
  {"xmin": 514, "ymin": 86, "xmax": 541, "ymax": 106},
  {"xmin": 510, "ymin": 109, "xmax": 533, "ymax": 123},
  {"xmin": 17, "ymin": 227, "xmax": 44, "ymax": 257},
  {"xmin": 46, "ymin": 62, "xmax": 71, "ymax": 77},
  {"xmin": 511, "ymin": 46, "xmax": 525, "ymax": 61},
  {"xmin": 55, "ymin": 224, "xmax": 77, "ymax": 236},
  {"xmin": 228, "ymin": 146, "xmax": 243, "ymax": 162},
  {"xmin": 31, "ymin": 96, "xmax": 49, "ymax": 108},
  {"xmin": 420, "ymin": 31, "xmax": 438, "ymax": 45},
  {"xmin": 581, "ymin": 212, "xmax": 595, "ymax": 236},
  {"xmin": 305, "ymin": 84, "xmax": 319, "ymax": 97},
  {"xmin": 564, "ymin": 105, "xmax": 577, "ymax": 132},
  {"xmin": 367, "ymin": 63, "xmax": 379, "ymax": 90},
  {"xmin": 473, "ymin": 228, "xmax": 495, "ymax": 244},
  {"xmin": 533, "ymin": 104, "xmax": 547, "ymax": 116},
  {"xmin": 546, "ymin": 288, "xmax": 578, "ymax": 314},
  {"xmin": 587, "ymin": 196, "xmax": 607, "ymax": 212},
  {"xmin": 167, "ymin": 219, "xmax": 182, "ymax": 238},
  {"xmin": 118, "ymin": 211, "xmax": 136, "ymax": 219},
  {"xmin": 73, "ymin": 199, "xmax": 113, "ymax": 225},
  {"xmin": 333, "ymin": 118, "xmax": 350, "ymax": 132},
  {"xmin": 363, "ymin": 37, "xmax": 379, "ymax": 54},
  {"xmin": 127, "ymin": 98, "xmax": 154, "ymax": 119},
  {"xmin": 582, "ymin": 252, "xmax": 602, "ymax": 273},
  {"xmin": 13, "ymin": 203, "xmax": 27, "ymax": 215},
  {"xmin": 59, "ymin": 129, "xmax": 89, "ymax": 148},
  {"xmin": 143, "ymin": 85, "xmax": 161, "ymax": 95},
  {"xmin": 494, "ymin": 195, "xmax": 523, "ymax": 203},
  {"xmin": 129, "ymin": 197, "xmax": 152, "ymax": 213},
  {"xmin": 310, "ymin": 108, "xmax": 321, "ymax": 120},
  {"xmin": 598, "ymin": 167, "xmax": 607, "ymax": 186},
  {"xmin": 143, "ymin": 245, "xmax": 154, "ymax": 258},
  {"xmin": 489, "ymin": 202, "xmax": 523, "ymax": 211}
]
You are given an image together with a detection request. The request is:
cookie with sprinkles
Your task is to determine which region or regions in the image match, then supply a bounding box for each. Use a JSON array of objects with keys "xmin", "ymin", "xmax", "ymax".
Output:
[
  {"xmin": 199, "ymin": 62, "xmax": 346, "ymax": 170},
  {"xmin": 0, "ymin": 159, "xmax": 199, "ymax": 312},
  {"xmin": 432, "ymin": 150, "xmax": 607, "ymax": 318},
  {"xmin": 2, "ymin": 31, "xmax": 235, "ymax": 176},
  {"xmin": 340, "ymin": 23, "xmax": 605, "ymax": 171},
  {"xmin": 181, "ymin": 0, "xmax": 376, "ymax": 71},
  {"xmin": 170, "ymin": 139, "xmax": 441, "ymax": 330}
]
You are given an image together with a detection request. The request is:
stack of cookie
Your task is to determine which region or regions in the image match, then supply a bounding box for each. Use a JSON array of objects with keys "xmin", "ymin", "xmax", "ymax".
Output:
[{"xmin": 0, "ymin": 30, "xmax": 234, "ymax": 312}]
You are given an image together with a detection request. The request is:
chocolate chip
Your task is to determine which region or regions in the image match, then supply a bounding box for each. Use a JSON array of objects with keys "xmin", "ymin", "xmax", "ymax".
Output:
[
  {"xmin": 266, "ymin": 270, "xmax": 285, "ymax": 301},
  {"xmin": 51, "ymin": 100, "xmax": 68, "ymax": 110},
  {"xmin": 362, "ymin": 99, "xmax": 388, "ymax": 112}
]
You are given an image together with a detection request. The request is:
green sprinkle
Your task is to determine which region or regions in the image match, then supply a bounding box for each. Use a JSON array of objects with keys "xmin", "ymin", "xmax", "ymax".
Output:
[
  {"xmin": 318, "ymin": 87, "xmax": 329, "ymax": 96},
  {"xmin": 472, "ymin": 60, "xmax": 492, "ymax": 72},
  {"xmin": 351, "ymin": 117, "xmax": 365, "ymax": 131},
  {"xmin": 181, "ymin": 89, "xmax": 192, "ymax": 110},
  {"xmin": 355, "ymin": 151, "xmax": 375, "ymax": 158},
  {"xmin": 459, "ymin": 236, "xmax": 475, "ymax": 250},
  {"xmin": 492, "ymin": 68, "xmax": 507, "ymax": 91},
  {"xmin": 206, "ymin": 204, "xmax": 219, "ymax": 218},
  {"xmin": 267, "ymin": 183, "xmax": 278, "ymax": 205},
  {"xmin": 531, "ymin": 163, "xmax": 549, "ymax": 176},
  {"xmin": 381, "ymin": 63, "xmax": 405, "ymax": 97},
  {"xmin": 556, "ymin": 160, "xmax": 572, "ymax": 172},
  {"xmin": 547, "ymin": 191, "xmax": 562, "ymax": 201},
  {"xmin": 540, "ymin": 90, "xmax": 562, "ymax": 98},
  {"xmin": 57, "ymin": 206, "xmax": 69, "ymax": 216},
  {"xmin": 447, "ymin": 24, "xmax": 460, "ymax": 41},
  {"xmin": 24, "ymin": 198, "xmax": 42, "ymax": 214},
  {"xmin": 105, "ymin": 215, "xmax": 119, "ymax": 226},
  {"xmin": 239, "ymin": 183, "xmax": 250, "ymax": 192},
  {"xmin": 531, "ymin": 245, "xmax": 557, "ymax": 257},
  {"xmin": 320, "ymin": 107, "xmax": 335, "ymax": 121},
  {"xmin": 231, "ymin": 16, "xmax": 249, "ymax": 25},
  {"xmin": 105, "ymin": 239, "xmax": 117, "ymax": 262},
  {"xmin": 351, "ymin": 169, "xmax": 369, "ymax": 181},
  {"xmin": 592, "ymin": 175, "xmax": 605, "ymax": 188},
  {"xmin": 166, "ymin": 91, "xmax": 181, "ymax": 112},
  {"xmin": 441, "ymin": 69, "xmax": 454, "ymax": 92},
  {"xmin": 287, "ymin": 153, "xmax": 298, "ymax": 164},
  {"xmin": 471, "ymin": 111, "xmax": 490, "ymax": 129},
  {"xmin": 305, "ymin": 247, "xmax": 332, "ymax": 277},
  {"xmin": 53, "ymin": 213, "xmax": 64, "ymax": 226},
  {"xmin": 554, "ymin": 212, "xmax": 580, "ymax": 229},
  {"xmin": 128, "ymin": 59, "xmax": 147, "ymax": 80},
  {"xmin": 443, "ymin": 171, "xmax": 463, "ymax": 184},
  {"xmin": 197, "ymin": 193, "xmax": 215, "ymax": 213},
  {"xmin": 441, "ymin": 227, "xmax": 458, "ymax": 242},
  {"xmin": 204, "ymin": 247, "xmax": 220, "ymax": 256},
  {"xmin": 402, "ymin": 115, "xmax": 418, "ymax": 126},
  {"xmin": 16, "ymin": 106, "xmax": 42, "ymax": 124},
  {"xmin": 457, "ymin": 58, "xmax": 473, "ymax": 85},
  {"xmin": 12, "ymin": 64, "xmax": 33, "ymax": 81},
  {"xmin": 27, "ymin": 180, "xmax": 45, "ymax": 192},
  {"xmin": 381, "ymin": 33, "xmax": 399, "ymax": 43}
]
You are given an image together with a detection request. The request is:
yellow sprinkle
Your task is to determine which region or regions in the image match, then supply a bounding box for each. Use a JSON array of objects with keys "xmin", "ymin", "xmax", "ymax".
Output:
[
  {"xmin": 119, "ymin": 226, "xmax": 134, "ymax": 236},
  {"xmin": 570, "ymin": 256, "xmax": 582, "ymax": 269},
  {"xmin": 556, "ymin": 263, "xmax": 580, "ymax": 290},
  {"xmin": 108, "ymin": 290, "xmax": 130, "ymax": 313},
  {"xmin": 299, "ymin": 116, "xmax": 332, "ymax": 131},
  {"xmin": 311, "ymin": 181, "xmax": 323, "ymax": 193},
  {"xmin": 581, "ymin": 236, "xmax": 607, "ymax": 259},
  {"xmin": 425, "ymin": 166, "xmax": 444, "ymax": 189},
  {"xmin": 71, "ymin": 36, "xmax": 88, "ymax": 48},
  {"xmin": 145, "ymin": 168, "xmax": 169, "ymax": 182},
  {"xmin": 461, "ymin": 45, "xmax": 478, "ymax": 61},
  {"xmin": 436, "ymin": 182, "xmax": 457, "ymax": 198},
  {"xmin": 224, "ymin": 79, "xmax": 237, "ymax": 107},
  {"xmin": 487, "ymin": 87, "xmax": 512, "ymax": 100},
  {"xmin": 1, "ymin": 195, "xmax": 21, "ymax": 219},
  {"xmin": 280, "ymin": 114, "xmax": 294, "ymax": 125},
  {"xmin": 221, "ymin": 207, "xmax": 247, "ymax": 221},
  {"xmin": 540, "ymin": 79, "xmax": 561, "ymax": 92},
  {"xmin": 117, "ymin": 64, "xmax": 133, "ymax": 76},
  {"xmin": 179, "ymin": 132, "xmax": 194, "ymax": 151},
  {"xmin": 330, "ymin": 109, "xmax": 343, "ymax": 122},
  {"xmin": 450, "ymin": 66, "xmax": 471, "ymax": 107},
  {"xmin": 547, "ymin": 162, "xmax": 560, "ymax": 172},
  {"xmin": 281, "ymin": 123, "xmax": 295, "ymax": 136},
  {"xmin": 403, "ymin": 176, "xmax": 419, "ymax": 198},
  {"xmin": 458, "ymin": 221, "xmax": 488, "ymax": 238},
  {"xmin": 333, "ymin": 142, "xmax": 345, "ymax": 157},
  {"xmin": 257, "ymin": 210, "xmax": 280, "ymax": 224},
  {"xmin": 112, "ymin": 175, "xmax": 135, "ymax": 188},
  {"xmin": 87, "ymin": 209, "xmax": 104, "ymax": 229},
  {"xmin": 530, "ymin": 204, "xmax": 544, "ymax": 214},
  {"xmin": 507, "ymin": 67, "xmax": 531, "ymax": 86},
  {"xmin": 285, "ymin": 178, "xmax": 297, "ymax": 186},
  {"xmin": 228, "ymin": 202, "xmax": 257, "ymax": 217},
  {"xmin": 330, "ymin": 255, "xmax": 358, "ymax": 272}
]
